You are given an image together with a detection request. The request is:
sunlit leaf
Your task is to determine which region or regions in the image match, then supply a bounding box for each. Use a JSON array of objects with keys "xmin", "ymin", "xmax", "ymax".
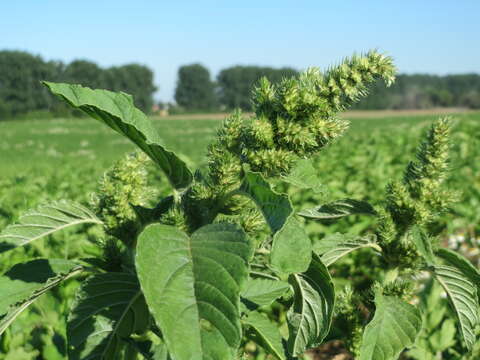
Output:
[
  {"xmin": 44, "ymin": 82, "xmax": 192, "ymax": 189},
  {"xmin": 271, "ymin": 217, "xmax": 312, "ymax": 273},
  {"xmin": 0, "ymin": 201, "xmax": 101, "ymax": 254},
  {"xmin": 136, "ymin": 223, "xmax": 251, "ymax": 360},
  {"xmin": 282, "ymin": 159, "xmax": 324, "ymax": 194},
  {"xmin": 298, "ymin": 199, "xmax": 377, "ymax": 220},
  {"xmin": 313, "ymin": 233, "xmax": 381, "ymax": 267},
  {"xmin": 433, "ymin": 265, "xmax": 479, "ymax": 350},
  {"xmin": 287, "ymin": 255, "xmax": 334, "ymax": 355},
  {"xmin": 359, "ymin": 292, "xmax": 422, "ymax": 360}
]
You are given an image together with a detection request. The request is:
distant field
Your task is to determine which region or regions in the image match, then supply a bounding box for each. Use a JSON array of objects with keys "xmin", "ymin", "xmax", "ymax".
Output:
[
  {"xmin": 2, "ymin": 110, "xmax": 477, "ymax": 178},
  {"xmin": 1, "ymin": 110, "xmax": 479, "ymax": 235},
  {"xmin": 153, "ymin": 107, "xmax": 473, "ymax": 120}
]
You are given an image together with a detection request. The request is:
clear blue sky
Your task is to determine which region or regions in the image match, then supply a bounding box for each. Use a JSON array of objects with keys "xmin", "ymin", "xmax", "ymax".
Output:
[{"xmin": 1, "ymin": 0, "xmax": 479, "ymax": 102}]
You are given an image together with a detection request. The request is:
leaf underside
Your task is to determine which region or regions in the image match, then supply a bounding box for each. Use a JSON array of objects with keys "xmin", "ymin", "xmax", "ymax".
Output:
[
  {"xmin": 0, "ymin": 200, "xmax": 101, "ymax": 254},
  {"xmin": 298, "ymin": 198, "xmax": 377, "ymax": 220},
  {"xmin": 67, "ymin": 272, "xmax": 149, "ymax": 360},
  {"xmin": 359, "ymin": 293, "xmax": 422, "ymax": 360},
  {"xmin": 44, "ymin": 82, "xmax": 192, "ymax": 189},
  {"xmin": 136, "ymin": 223, "xmax": 251, "ymax": 360},
  {"xmin": 0, "ymin": 259, "xmax": 82, "ymax": 335},
  {"xmin": 435, "ymin": 247, "xmax": 480, "ymax": 284},
  {"xmin": 287, "ymin": 255, "xmax": 334, "ymax": 356},
  {"xmin": 433, "ymin": 265, "xmax": 479, "ymax": 350},
  {"xmin": 313, "ymin": 233, "xmax": 380, "ymax": 267}
]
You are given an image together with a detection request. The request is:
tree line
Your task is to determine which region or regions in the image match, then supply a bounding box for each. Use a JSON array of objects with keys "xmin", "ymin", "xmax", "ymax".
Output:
[
  {"xmin": 1, "ymin": 50, "xmax": 479, "ymax": 120},
  {"xmin": 175, "ymin": 64, "xmax": 480, "ymax": 112},
  {"xmin": 0, "ymin": 50, "xmax": 156, "ymax": 119},
  {"xmin": 352, "ymin": 74, "xmax": 480, "ymax": 110}
]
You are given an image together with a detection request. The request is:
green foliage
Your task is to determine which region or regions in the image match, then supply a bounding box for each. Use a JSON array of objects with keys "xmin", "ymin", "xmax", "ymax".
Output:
[
  {"xmin": 240, "ymin": 279, "xmax": 290, "ymax": 308},
  {"xmin": 0, "ymin": 50, "xmax": 156, "ymax": 119},
  {"xmin": 352, "ymin": 73, "xmax": 480, "ymax": 110},
  {"xmin": 0, "ymin": 259, "xmax": 83, "ymax": 335},
  {"xmin": 298, "ymin": 198, "xmax": 377, "ymax": 220},
  {"xmin": 359, "ymin": 291, "xmax": 422, "ymax": 360},
  {"xmin": 270, "ymin": 217, "xmax": 312, "ymax": 273},
  {"xmin": 313, "ymin": 233, "xmax": 381, "ymax": 267},
  {"xmin": 0, "ymin": 201, "xmax": 101, "ymax": 253},
  {"xmin": 44, "ymin": 82, "xmax": 193, "ymax": 190},
  {"xmin": 217, "ymin": 65, "xmax": 298, "ymax": 111},
  {"xmin": 104, "ymin": 64, "xmax": 157, "ymax": 113},
  {"xmin": 136, "ymin": 223, "xmax": 251, "ymax": 359},
  {"xmin": 407, "ymin": 280, "xmax": 458, "ymax": 360},
  {"xmin": 287, "ymin": 255, "xmax": 335, "ymax": 356},
  {"xmin": 433, "ymin": 265, "xmax": 479, "ymax": 349},
  {"xmin": 1, "ymin": 50, "xmax": 479, "ymax": 360},
  {"xmin": 242, "ymin": 311, "xmax": 286, "ymax": 360},
  {"xmin": 174, "ymin": 63, "xmax": 217, "ymax": 111},
  {"xmin": 67, "ymin": 273, "xmax": 149, "ymax": 359},
  {"xmin": 0, "ymin": 50, "xmax": 61, "ymax": 118}
]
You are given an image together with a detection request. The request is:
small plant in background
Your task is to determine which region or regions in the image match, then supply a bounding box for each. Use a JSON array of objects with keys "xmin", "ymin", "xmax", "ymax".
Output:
[{"xmin": 0, "ymin": 50, "xmax": 478, "ymax": 360}]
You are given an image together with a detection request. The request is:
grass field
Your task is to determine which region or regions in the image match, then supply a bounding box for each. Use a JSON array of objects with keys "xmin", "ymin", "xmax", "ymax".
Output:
[{"xmin": 2, "ymin": 110, "xmax": 477, "ymax": 177}]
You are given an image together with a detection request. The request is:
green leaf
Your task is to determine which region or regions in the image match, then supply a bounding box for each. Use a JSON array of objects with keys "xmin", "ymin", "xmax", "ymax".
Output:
[
  {"xmin": 243, "ymin": 311, "xmax": 286, "ymax": 360},
  {"xmin": 150, "ymin": 342, "xmax": 171, "ymax": 360},
  {"xmin": 359, "ymin": 292, "xmax": 422, "ymax": 360},
  {"xmin": 238, "ymin": 171, "xmax": 292, "ymax": 233},
  {"xmin": 435, "ymin": 248, "xmax": 480, "ymax": 285},
  {"xmin": 136, "ymin": 223, "xmax": 251, "ymax": 360},
  {"xmin": 241, "ymin": 278, "xmax": 290, "ymax": 308},
  {"xmin": 429, "ymin": 318, "xmax": 456, "ymax": 352},
  {"xmin": 287, "ymin": 255, "xmax": 334, "ymax": 356},
  {"xmin": 271, "ymin": 217, "xmax": 312, "ymax": 273},
  {"xmin": 0, "ymin": 259, "xmax": 82, "ymax": 335},
  {"xmin": 122, "ymin": 338, "xmax": 171, "ymax": 360},
  {"xmin": 67, "ymin": 272, "xmax": 149, "ymax": 360},
  {"xmin": 313, "ymin": 233, "xmax": 381, "ymax": 267},
  {"xmin": 0, "ymin": 200, "xmax": 102, "ymax": 254},
  {"xmin": 298, "ymin": 198, "xmax": 377, "ymax": 220},
  {"xmin": 132, "ymin": 196, "xmax": 174, "ymax": 226},
  {"xmin": 44, "ymin": 82, "xmax": 192, "ymax": 189},
  {"xmin": 433, "ymin": 265, "xmax": 479, "ymax": 350},
  {"xmin": 281, "ymin": 159, "xmax": 324, "ymax": 194},
  {"xmin": 409, "ymin": 226, "xmax": 434, "ymax": 265}
]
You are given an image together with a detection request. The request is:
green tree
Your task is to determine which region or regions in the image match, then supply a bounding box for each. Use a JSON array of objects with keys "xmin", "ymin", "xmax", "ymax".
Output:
[
  {"xmin": 63, "ymin": 59, "xmax": 105, "ymax": 89},
  {"xmin": 217, "ymin": 66, "xmax": 298, "ymax": 110},
  {"xmin": 174, "ymin": 63, "xmax": 217, "ymax": 111},
  {"xmin": 0, "ymin": 50, "xmax": 61, "ymax": 118},
  {"xmin": 105, "ymin": 64, "xmax": 157, "ymax": 113}
]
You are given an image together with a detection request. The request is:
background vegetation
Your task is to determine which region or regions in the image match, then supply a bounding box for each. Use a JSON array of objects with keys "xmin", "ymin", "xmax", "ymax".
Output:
[
  {"xmin": 0, "ymin": 50, "xmax": 156, "ymax": 118},
  {"xmin": 1, "ymin": 50, "xmax": 479, "ymax": 121}
]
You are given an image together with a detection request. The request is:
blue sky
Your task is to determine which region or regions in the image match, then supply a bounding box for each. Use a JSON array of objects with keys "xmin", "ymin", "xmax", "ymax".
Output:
[{"xmin": 1, "ymin": 0, "xmax": 479, "ymax": 101}]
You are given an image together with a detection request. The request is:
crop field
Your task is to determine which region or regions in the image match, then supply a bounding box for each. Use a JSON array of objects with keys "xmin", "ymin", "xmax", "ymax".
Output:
[
  {"xmin": 1, "ymin": 108, "xmax": 480, "ymax": 359},
  {"xmin": 2, "ymin": 111, "xmax": 479, "ymax": 229}
]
